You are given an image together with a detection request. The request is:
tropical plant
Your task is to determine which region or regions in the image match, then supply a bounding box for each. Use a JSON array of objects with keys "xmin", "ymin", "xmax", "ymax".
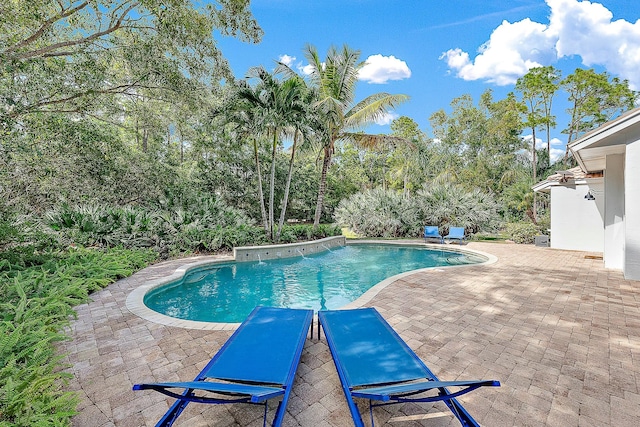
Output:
[
  {"xmin": 43, "ymin": 195, "xmax": 257, "ymax": 255},
  {"xmin": 300, "ymin": 44, "xmax": 409, "ymax": 226},
  {"xmin": 0, "ymin": 247, "xmax": 157, "ymax": 426},
  {"xmin": 228, "ymin": 67, "xmax": 308, "ymax": 241},
  {"xmin": 414, "ymin": 182, "xmax": 499, "ymax": 234},
  {"xmin": 334, "ymin": 188, "xmax": 418, "ymax": 238}
]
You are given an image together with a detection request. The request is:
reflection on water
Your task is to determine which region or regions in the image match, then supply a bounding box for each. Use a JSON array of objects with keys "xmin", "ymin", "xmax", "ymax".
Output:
[{"xmin": 145, "ymin": 245, "xmax": 485, "ymax": 322}]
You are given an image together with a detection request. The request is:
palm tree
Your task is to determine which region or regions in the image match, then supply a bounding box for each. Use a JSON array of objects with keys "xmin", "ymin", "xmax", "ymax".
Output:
[
  {"xmin": 225, "ymin": 80, "xmax": 270, "ymax": 232},
  {"xmin": 302, "ymin": 44, "xmax": 409, "ymax": 226},
  {"xmin": 232, "ymin": 67, "xmax": 306, "ymax": 240},
  {"xmin": 275, "ymin": 77, "xmax": 317, "ymax": 241}
]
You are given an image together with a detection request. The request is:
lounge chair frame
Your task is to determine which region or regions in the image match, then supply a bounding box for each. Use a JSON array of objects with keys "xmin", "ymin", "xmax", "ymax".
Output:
[
  {"xmin": 423, "ymin": 225, "xmax": 444, "ymax": 244},
  {"xmin": 134, "ymin": 306, "xmax": 313, "ymax": 427},
  {"xmin": 319, "ymin": 308, "xmax": 499, "ymax": 427},
  {"xmin": 445, "ymin": 226, "xmax": 466, "ymax": 245}
]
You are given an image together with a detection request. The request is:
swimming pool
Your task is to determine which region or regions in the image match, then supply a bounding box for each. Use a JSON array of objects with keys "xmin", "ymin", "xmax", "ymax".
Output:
[{"xmin": 143, "ymin": 244, "xmax": 488, "ymax": 323}]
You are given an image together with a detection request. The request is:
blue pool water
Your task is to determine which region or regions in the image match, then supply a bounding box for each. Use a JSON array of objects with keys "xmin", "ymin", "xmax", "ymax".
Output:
[{"xmin": 144, "ymin": 244, "xmax": 486, "ymax": 323}]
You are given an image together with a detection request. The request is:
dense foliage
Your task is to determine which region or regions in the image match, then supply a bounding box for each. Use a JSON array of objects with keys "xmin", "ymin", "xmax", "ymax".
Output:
[
  {"xmin": 334, "ymin": 183, "xmax": 499, "ymax": 238},
  {"xmin": 0, "ymin": 247, "xmax": 157, "ymax": 426},
  {"xmin": 334, "ymin": 188, "xmax": 417, "ymax": 238}
]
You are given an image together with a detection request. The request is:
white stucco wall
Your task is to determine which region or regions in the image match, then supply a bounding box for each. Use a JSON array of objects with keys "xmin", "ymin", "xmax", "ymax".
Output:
[
  {"xmin": 550, "ymin": 181, "xmax": 604, "ymax": 252},
  {"xmin": 604, "ymin": 154, "xmax": 625, "ymax": 270},
  {"xmin": 624, "ymin": 141, "xmax": 640, "ymax": 280}
]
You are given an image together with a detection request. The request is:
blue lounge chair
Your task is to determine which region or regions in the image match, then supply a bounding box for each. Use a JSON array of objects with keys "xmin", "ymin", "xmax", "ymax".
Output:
[
  {"xmin": 445, "ymin": 226, "xmax": 466, "ymax": 245},
  {"xmin": 423, "ymin": 225, "xmax": 444, "ymax": 243},
  {"xmin": 319, "ymin": 308, "xmax": 499, "ymax": 427},
  {"xmin": 133, "ymin": 306, "xmax": 313, "ymax": 427}
]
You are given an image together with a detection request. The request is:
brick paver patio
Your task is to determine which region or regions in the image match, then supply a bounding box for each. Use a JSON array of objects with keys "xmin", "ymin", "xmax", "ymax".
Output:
[{"xmin": 60, "ymin": 242, "xmax": 640, "ymax": 426}]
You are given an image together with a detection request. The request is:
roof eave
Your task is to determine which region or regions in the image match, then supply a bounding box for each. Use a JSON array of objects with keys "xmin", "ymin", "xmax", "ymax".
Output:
[
  {"xmin": 532, "ymin": 181, "xmax": 551, "ymax": 193},
  {"xmin": 568, "ymin": 106, "xmax": 640, "ymax": 172},
  {"xmin": 570, "ymin": 146, "xmax": 590, "ymax": 172}
]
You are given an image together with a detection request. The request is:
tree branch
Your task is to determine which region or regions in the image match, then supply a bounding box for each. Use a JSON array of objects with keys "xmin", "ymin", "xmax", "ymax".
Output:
[
  {"xmin": 4, "ymin": 1, "xmax": 89, "ymax": 54},
  {"xmin": 8, "ymin": 2, "xmax": 139, "ymax": 60},
  {"xmin": 8, "ymin": 78, "xmax": 181, "ymax": 119}
]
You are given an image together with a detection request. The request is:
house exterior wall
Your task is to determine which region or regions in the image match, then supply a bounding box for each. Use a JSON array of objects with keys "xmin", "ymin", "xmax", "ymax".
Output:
[
  {"xmin": 604, "ymin": 154, "xmax": 625, "ymax": 270},
  {"xmin": 625, "ymin": 141, "xmax": 640, "ymax": 280},
  {"xmin": 550, "ymin": 182, "xmax": 604, "ymax": 252}
]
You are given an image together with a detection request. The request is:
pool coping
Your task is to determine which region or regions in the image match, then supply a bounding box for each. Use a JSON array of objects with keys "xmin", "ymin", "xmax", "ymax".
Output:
[{"xmin": 125, "ymin": 240, "xmax": 498, "ymax": 330}]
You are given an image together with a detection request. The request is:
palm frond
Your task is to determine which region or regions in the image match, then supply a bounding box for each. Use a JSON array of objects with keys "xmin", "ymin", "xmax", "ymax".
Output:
[
  {"xmin": 340, "ymin": 132, "xmax": 408, "ymax": 149},
  {"xmin": 346, "ymin": 93, "xmax": 409, "ymax": 129}
]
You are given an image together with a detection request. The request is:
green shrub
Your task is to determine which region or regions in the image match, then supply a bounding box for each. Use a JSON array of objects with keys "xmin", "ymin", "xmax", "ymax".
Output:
[
  {"xmin": 278, "ymin": 227, "xmax": 298, "ymax": 243},
  {"xmin": 334, "ymin": 184, "xmax": 499, "ymax": 239},
  {"xmin": 44, "ymin": 198, "xmax": 259, "ymax": 255},
  {"xmin": 312, "ymin": 224, "xmax": 342, "ymax": 239},
  {"xmin": 280, "ymin": 224, "xmax": 342, "ymax": 241},
  {"xmin": 504, "ymin": 222, "xmax": 541, "ymax": 244},
  {"xmin": 334, "ymin": 188, "xmax": 417, "ymax": 238},
  {"xmin": 39, "ymin": 201, "xmax": 342, "ymax": 257},
  {"xmin": 283, "ymin": 224, "xmax": 314, "ymax": 241},
  {"xmin": 0, "ymin": 247, "xmax": 157, "ymax": 426},
  {"xmin": 0, "ymin": 209, "xmax": 18, "ymax": 247},
  {"xmin": 217, "ymin": 225, "xmax": 269, "ymax": 250},
  {"xmin": 414, "ymin": 182, "xmax": 499, "ymax": 234}
]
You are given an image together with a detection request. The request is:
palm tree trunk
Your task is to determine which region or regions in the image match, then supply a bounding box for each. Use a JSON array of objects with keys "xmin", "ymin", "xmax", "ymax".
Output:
[
  {"xmin": 253, "ymin": 138, "xmax": 269, "ymax": 232},
  {"xmin": 532, "ymin": 127, "xmax": 537, "ymax": 223},
  {"xmin": 314, "ymin": 144, "xmax": 333, "ymax": 227},
  {"xmin": 546, "ymin": 125, "xmax": 551, "ymax": 167},
  {"xmin": 276, "ymin": 130, "xmax": 299, "ymax": 241},
  {"xmin": 565, "ymin": 106, "xmax": 578, "ymax": 161},
  {"xmin": 403, "ymin": 172, "xmax": 409, "ymax": 199},
  {"xmin": 269, "ymin": 130, "xmax": 278, "ymax": 240}
]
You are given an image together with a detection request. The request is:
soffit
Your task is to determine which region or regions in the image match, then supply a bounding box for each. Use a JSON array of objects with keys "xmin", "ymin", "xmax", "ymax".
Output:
[{"xmin": 569, "ymin": 107, "xmax": 640, "ymax": 172}]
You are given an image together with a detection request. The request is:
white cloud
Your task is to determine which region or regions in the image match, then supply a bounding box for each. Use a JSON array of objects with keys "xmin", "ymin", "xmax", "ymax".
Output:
[
  {"xmin": 522, "ymin": 134, "xmax": 566, "ymax": 163},
  {"xmin": 550, "ymin": 147, "xmax": 565, "ymax": 163},
  {"xmin": 442, "ymin": 19, "xmax": 556, "ymax": 85},
  {"xmin": 299, "ymin": 64, "xmax": 315, "ymax": 76},
  {"xmin": 442, "ymin": 0, "xmax": 640, "ymax": 89},
  {"xmin": 549, "ymin": 0, "xmax": 640, "ymax": 89},
  {"xmin": 358, "ymin": 55, "xmax": 411, "ymax": 84},
  {"xmin": 279, "ymin": 54, "xmax": 320, "ymax": 76},
  {"xmin": 279, "ymin": 54, "xmax": 296, "ymax": 67},
  {"xmin": 523, "ymin": 134, "xmax": 548, "ymax": 149},
  {"xmin": 550, "ymin": 137, "xmax": 563, "ymax": 146},
  {"xmin": 374, "ymin": 111, "xmax": 399, "ymax": 126}
]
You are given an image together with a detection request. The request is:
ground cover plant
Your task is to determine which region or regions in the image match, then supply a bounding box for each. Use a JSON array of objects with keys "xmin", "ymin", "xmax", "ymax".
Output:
[{"xmin": 0, "ymin": 247, "xmax": 157, "ymax": 426}]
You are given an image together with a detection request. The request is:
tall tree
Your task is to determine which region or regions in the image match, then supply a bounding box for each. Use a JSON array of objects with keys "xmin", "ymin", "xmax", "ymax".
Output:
[
  {"xmin": 275, "ymin": 77, "xmax": 317, "ymax": 241},
  {"xmin": 429, "ymin": 91, "xmax": 525, "ymax": 194},
  {"xmin": 0, "ymin": 0, "xmax": 262, "ymax": 126},
  {"xmin": 561, "ymin": 68, "xmax": 637, "ymax": 158},
  {"xmin": 389, "ymin": 116, "xmax": 423, "ymax": 197},
  {"xmin": 515, "ymin": 66, "xmax": 560, "ymax": 167},
  {"xmin": 225, "ymin": 80, "xmax": 271, "ymax": 231},
  {"xmin": 516, "ymin": 74, "xmax": 543, "ymax": 182},
  {"xmin": 301, "ymin": 44, "xmax": 409, "ymax": 226},
  {"xmin": 231, "ymin": 67, "xmax": 306, "ymax": 240}
]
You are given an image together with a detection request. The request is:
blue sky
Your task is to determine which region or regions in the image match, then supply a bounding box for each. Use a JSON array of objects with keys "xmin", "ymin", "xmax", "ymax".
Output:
[{"xmin": 217, "ymin": 0, "xmax": 640, "ymax": 162}]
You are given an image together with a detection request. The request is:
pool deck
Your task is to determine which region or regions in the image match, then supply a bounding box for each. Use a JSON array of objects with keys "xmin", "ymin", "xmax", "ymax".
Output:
[{"xmin": 60, "ymin": 241, "xmax": 640, "ymax": 426}]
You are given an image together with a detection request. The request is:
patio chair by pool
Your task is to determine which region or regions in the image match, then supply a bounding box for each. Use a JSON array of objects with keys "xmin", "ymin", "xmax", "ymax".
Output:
[
  {"xmin": 445, "ymin": 226, "xmax": 466, "ymax": 245},
  {"xmin": 319, "ymin": 308, "xmax": 499, "ymax": 427},
  {"xmin": 423, "ymin": 226, "xmax": 444, "ymax": 244},
  {"xmin": 133, "ymin": 306, "xmax": 313, "ymax": 427}
]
